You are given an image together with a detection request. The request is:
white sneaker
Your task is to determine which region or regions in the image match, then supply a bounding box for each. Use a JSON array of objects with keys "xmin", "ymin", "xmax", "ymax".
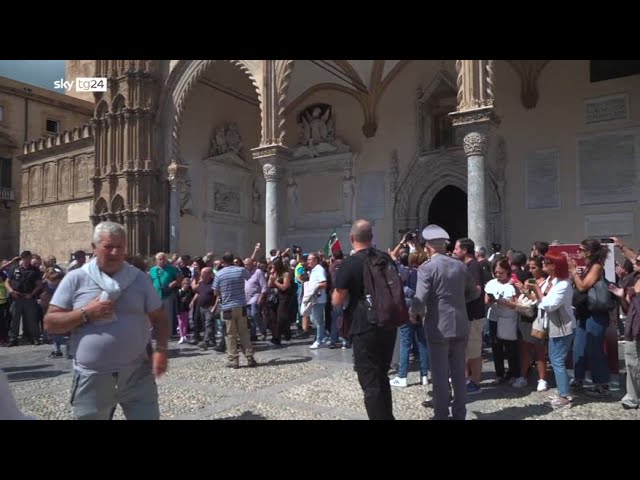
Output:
[
  {"xmin": 512, "ymin": 377, "xmax": 528, "ymax": 388},
  {"xmin": 178, "ymin": 336, "xmax": 187, "ymax": 344},
  {"xmin": 310, "ymin": 341, "xmax": 320, "ymax": 349},
  {"xmin": 389, "ymin": 376, "xmax": 407, "ymax": 388},
  {"xmin": 537, "ymin": 379, "xmax": 548, "ymax": 392},
  {"xmin": 422, "ymin": 375, "xmax": 429, "ymax": 386}
]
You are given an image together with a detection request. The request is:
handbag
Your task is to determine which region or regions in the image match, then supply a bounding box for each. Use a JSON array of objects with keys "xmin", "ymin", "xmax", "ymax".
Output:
[
  {"xmin": 514, "ymin": 294, "xmax": 537, "ymax": 322},
  {"xmin": 587, "ymin": 275, "xmax": 616, "ymax": 313},
  {"xmin": 531, "ymin": 314, "xmax": 548, "ymax": 340}
]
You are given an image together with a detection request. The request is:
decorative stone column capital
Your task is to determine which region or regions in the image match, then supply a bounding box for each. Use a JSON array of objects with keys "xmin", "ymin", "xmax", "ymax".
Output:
[
  {"xmin": 262, "ymin": 163, "xmax": 285, "ymax": 182},
  {"xmin": 252, "ymin": 144, "xmax": 291, "ymax": 182},
  {"xmin": 463, "ymin": 131, "xmax": 489, "ymax": 157},
  {"xmin": 167, "ymin": 161, "xmax": 188, "ymax": 189}
]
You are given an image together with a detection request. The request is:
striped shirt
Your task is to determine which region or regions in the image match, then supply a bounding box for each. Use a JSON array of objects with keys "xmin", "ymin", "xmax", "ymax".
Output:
[{"xmin": 213, "ymin": 266, "xmax": 250, "ymax": 310}]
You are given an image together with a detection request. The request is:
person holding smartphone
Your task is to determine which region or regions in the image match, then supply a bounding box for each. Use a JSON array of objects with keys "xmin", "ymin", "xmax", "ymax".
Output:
[{"xmin": 485, "ymin": 258, "xmax": 520, "ymax": 384}]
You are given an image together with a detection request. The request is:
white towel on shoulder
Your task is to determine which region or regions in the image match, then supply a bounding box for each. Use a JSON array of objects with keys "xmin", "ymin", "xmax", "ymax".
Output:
[{"xmin": 81, "ymin": 258, "xmax": 139, "ymax": 324}]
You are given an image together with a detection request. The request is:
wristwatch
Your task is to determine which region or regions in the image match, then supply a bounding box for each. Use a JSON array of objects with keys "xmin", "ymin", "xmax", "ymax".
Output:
[{"xmin": 80, "ymin": 308, "xmax": 90, "ymax": 324}]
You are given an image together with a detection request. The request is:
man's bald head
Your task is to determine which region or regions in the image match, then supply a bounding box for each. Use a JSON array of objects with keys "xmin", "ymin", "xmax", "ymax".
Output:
[
  {"xmin": 201, "ymin": 267, "xmax": 213, "ymax": 281},
  {"xmin": 351, "ymin": 219, "xmax": 373, "ymax": 244}
]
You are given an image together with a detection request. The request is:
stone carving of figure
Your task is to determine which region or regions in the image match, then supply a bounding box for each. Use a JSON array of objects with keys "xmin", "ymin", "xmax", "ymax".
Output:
[
  {"xmin": 287, "ymin": 177, "xmax": 299, "ymax": 228},
  {"xmin": 294, "ymin": 104, "xmax": 345, "ymax": 158},
  {"xmin": 179, "ymin": 177, "xmax": 193, "ymax": 216},
  {"xmin": 342, "ymin": 175, "xmax": 355, "ymax": 224},
  {"xmin": 302, "ymin": 106, "xmax": 333, "ymax": 145},
  {"xmin": 252, "ymin": 179, "xmax": 261, "ymax": 224},
  {"xmin": 225, "ymin": 123, "xmax": 243, "ymax": 154},
  {"xmin": 210, "ymin": 126, "xmax": 227, "ymax": 156}
]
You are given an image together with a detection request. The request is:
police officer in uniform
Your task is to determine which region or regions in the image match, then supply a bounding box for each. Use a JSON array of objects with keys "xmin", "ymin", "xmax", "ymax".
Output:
[{"xmin": 5, "ymin": 251, "xmax": 43, "ymax": 346}]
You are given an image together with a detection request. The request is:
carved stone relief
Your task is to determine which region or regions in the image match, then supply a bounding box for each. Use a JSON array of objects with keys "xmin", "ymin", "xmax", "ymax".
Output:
[
  {"xmin": 59, "ymin": 160, "xmax": 71, "ymax": 198},
  {"xmin": 21, "ymin": 171, "xmax": 29, "ymax": 205},
  {"xmin": 209, "ymin": 122, "xmax": 244, "ymax": 157},
  {"xmin": 76, "ymin": 157, "xmax": 88, "ymax": 195},
  {"xmin": 213, "ymin": 182, "xmax": 241, "ymax": 214},
  {"xmin": 44, "ymin": 163, "xmax": 55, "ymax": 199},
  {"xmin": 31, "ymin": 166, "xmax": 42, "ymax": 203},
  {"xmin": 293, "ymin": 104, "xmax": 350, "ymax": 158}
]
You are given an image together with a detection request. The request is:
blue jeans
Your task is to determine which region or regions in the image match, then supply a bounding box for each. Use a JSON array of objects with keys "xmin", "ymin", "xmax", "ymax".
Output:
[
  {"xmin": 51, "ymin": 334, "xmax": 68, "ymax": 352},
  {"xmin": 398, "ymin": 324, "xmax": 429, "ymax": 378},
  {"xmin": 248, "ymin": 302, "xmax": 266, "ymax": 338},
  {"xmin": 311, "ymin": 303, "xmax": 326, "ymax": 343},
  {"xmin": 549, "ymin": 333, "xmax": 574, "ymax": 397},
  {"xmin": 573, "ymin": 312, "xmax": 610, "ymax": 385},
  {"xmin": 330, "ymin": 305, "xmax": 342, "ymax": 345}
]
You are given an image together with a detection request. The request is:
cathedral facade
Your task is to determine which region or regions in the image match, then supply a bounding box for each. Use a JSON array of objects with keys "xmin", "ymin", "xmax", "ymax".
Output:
[{"xmin": 15, "ymin": 60, "xmax": 640, "ymax": 261}]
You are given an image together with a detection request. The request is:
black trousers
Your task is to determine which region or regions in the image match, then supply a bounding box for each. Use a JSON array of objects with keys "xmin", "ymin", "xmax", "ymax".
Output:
[
  {"xmin": 352, "ymin": 326, "xmax": 397, "ymax": 420},
  {"xmin": 489, "ymin": 321, "xmax": 519, "ymax": 379}
]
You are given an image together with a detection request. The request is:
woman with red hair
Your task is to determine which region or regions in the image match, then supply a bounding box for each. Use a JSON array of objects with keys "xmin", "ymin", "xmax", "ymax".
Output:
[{"xmin": 529, "ymin": 252, "xmax": 576, "ymax": 408}]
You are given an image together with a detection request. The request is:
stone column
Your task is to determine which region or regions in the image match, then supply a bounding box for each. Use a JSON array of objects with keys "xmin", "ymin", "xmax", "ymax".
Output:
[
  {"xmin": 463, "ymin": 130, "xmax": 489, "ymax": 250},
  {"xmin": 252, "ymin": 145, "xmax": 290, "ymax": 255},
  {"xmin": 450, "ymin": 60, "xmax": 500, "ymax": 250}
]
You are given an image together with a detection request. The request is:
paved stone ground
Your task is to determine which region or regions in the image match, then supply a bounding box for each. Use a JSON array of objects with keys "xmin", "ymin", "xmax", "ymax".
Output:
[{"xmin": 1, "ymin": 335, "xmax": 638, "ymax": 420}]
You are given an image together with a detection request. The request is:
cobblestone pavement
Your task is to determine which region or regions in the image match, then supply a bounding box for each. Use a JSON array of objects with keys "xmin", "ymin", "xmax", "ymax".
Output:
[{"xmin": 1, "ymin": 336, "xmax": 638, "ymax": 420}]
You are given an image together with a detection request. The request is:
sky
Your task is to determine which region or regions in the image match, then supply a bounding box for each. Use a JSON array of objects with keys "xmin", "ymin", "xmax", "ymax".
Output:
[{"xmin": 0, "ymin": 60, "xmax": 65, "ymax": 91}]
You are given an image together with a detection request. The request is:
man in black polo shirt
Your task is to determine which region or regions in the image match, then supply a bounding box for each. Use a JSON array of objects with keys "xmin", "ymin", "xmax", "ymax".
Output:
[
  {"xmin": 332, "ymin": 219, "xmax": 397, "ymax": 420},
  {"xmin": 5, "ymin": 251, "xmax": 43, "ymax": 346}
]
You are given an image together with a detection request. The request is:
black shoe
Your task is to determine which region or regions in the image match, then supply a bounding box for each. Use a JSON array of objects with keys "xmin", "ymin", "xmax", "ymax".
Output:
[
  {"xmin": 226, "ymin": 360, "xmax": 240, "ymax": 369},
  {"xmin": 247, "ymin": 357, "xmax": 258, "ymax": 368},
  {"xmin": 48, "ymin": 351, "xmax": 63, "ymax": 358},
  {"xmin": 198, "ymin": 341, "xmax": 209, "ymax": 351},
  {"xmin": 622, "ymin": 403, "xmax": 639, "ymax": 410},
  {"xmin": 250, "ymin": 336, "xmax": 258, "ymax": 342},
  {"xmin": 7, "ymin": 340, "xmax": 18, "ymax": 347},
  {"xmin": 213, "ymin": 345, "xmax": 225, "ymax": 353}
]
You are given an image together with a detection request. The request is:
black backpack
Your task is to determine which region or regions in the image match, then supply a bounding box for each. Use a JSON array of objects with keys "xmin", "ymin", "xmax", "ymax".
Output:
[{"xmin": 362, "ymin": 248, "xmax": 409, "ymax": 329}]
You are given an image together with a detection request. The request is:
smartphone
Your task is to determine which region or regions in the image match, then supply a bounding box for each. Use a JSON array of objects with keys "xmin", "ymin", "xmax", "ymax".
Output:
[
  {"xmin": 510, "ymin": 273, "xmax": 518, "ymax": 283},
  {"xmin": 601, "ymin": 238, "xmax": 614, "ymax": 243},
  {"xmin": 487, "ymin": 293, "xmax": 496, "ymax": 301},
  {"xmin": 527, "ymin": 278, "xmax": 537, "ymax": 284}
]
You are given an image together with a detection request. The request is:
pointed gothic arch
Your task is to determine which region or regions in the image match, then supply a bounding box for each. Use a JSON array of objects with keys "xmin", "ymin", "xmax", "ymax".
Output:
[{"xmin": 158, "ymin": 60, "xmax": 263, "ymax": 167}]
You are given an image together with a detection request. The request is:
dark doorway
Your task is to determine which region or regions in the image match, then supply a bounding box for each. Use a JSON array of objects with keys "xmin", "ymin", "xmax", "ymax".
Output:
[{"xmin": 427, "ymin": 185, "xmax": 467, "ymax": 245}]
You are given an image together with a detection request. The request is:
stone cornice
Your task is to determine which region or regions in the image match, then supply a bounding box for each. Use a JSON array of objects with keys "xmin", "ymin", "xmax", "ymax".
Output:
[{"xmin": 0, "ymin": 83, "xmax": 94, "ymax": 116}]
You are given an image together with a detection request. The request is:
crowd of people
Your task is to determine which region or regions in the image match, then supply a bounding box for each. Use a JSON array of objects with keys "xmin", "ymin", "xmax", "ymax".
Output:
[{"xmin": 2, "ymin": 218, "xmax": 639, "ymax": 420}]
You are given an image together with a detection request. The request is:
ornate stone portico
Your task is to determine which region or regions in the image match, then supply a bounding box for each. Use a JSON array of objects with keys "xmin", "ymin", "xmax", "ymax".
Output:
[{"xmin": 15, "ymin": 60, "xmax": 640, "ymax": 257}]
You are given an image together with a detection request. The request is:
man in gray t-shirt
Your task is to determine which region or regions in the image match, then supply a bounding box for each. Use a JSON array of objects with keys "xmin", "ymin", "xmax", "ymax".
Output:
[{"xmin": 45, "ymin": 221, "xmax": 168, "ymax": 420}]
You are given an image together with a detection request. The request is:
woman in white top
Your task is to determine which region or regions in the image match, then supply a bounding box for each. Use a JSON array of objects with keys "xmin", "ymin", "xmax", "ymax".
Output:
[
  {"xmin": 529, "ymin": 252, "xmax": 576, "ymax": 408},
  {"xmin": 485, "ymin": 258, "xmax": 520, "ymax": 383}
]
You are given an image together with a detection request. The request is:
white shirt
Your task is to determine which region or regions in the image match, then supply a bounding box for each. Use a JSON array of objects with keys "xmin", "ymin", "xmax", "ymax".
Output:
[
  {"xmin": 309, "ymin": 264, "xmax": 327, "ymax": 304},
  {"xmin": 539, "ymin": 278, "xmax": 575, "ymax": 338},
  {"xmin": 485, "ymin": 279, "xmax": 518, "ymax": 322}
]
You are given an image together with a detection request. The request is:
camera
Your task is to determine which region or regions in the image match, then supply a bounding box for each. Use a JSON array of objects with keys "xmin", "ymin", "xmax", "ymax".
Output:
[
  {"xmin": 491, "ymin": 242, "xmax": 501, "ymax": 253},
  {"xmin": 398, "ymin": 228, "xmax": 418, "ymax": 243},
  {"xmin": 292, "ymin": 245, "xmax": 302, "ymax": 255}
]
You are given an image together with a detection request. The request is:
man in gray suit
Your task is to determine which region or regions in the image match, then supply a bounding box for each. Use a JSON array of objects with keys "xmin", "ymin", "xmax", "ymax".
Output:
[{"xmin": 410, "ymin": 225, "xmax": 479, "ymax": 420}]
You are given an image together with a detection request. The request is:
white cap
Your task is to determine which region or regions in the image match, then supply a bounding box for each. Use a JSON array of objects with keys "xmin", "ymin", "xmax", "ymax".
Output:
[{"xmin": 421, "ymin": 224, "xmax": 450, "ymax": 242}]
